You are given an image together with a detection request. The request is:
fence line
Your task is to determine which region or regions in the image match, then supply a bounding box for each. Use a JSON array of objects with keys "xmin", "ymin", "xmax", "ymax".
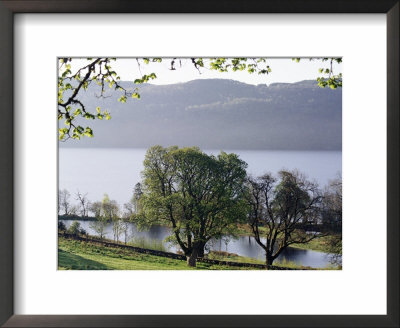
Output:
[{"xmin": 59, "ymin": 233, "xmax": 300, "ymax": 270}]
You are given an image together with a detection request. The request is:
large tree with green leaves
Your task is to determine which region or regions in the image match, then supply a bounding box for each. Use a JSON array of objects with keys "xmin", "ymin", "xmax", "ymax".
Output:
[
  {"xmin": 58, "ymin": 57, "xmax": 342, "ymax": 141},
  {"xmin": 140, "ymin": 145, "xmax": 248, "ymax": 267},
  {"xmin": 246, "ymin": 170, "xmax": 323, "ymax": 268}
]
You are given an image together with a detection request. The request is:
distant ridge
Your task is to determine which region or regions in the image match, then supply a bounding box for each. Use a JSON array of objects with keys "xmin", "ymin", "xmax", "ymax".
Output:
[{"xmin": 60, "ymin": 79, "xmax": 342, "ymax": 150}]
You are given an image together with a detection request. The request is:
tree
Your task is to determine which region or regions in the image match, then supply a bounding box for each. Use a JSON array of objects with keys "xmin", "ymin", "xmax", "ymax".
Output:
[
  {"xmin": 75, "ymin": 191, "xmax": 90, "ymax": 217},
  {"xmin": 292, "ymin": 57, "xmax": 342, "ymax": 88},
  {"xmin": 101, "ymin": 194, "xmax": 119, "ymax": 221},
  {"xmin": 140, "ymin": 146, "xmax": 248, "ymax": 267},
  {"xmin": 67, "ymin": 221, "xmax": 81, "ymax": 236},
  {"xmin": 58, "ymin": 57, "xmax": 342, "ymax": 141},
  {"xmin": 321, "ymin": 176, "xmax": 342, "ymax": 231},
  {"xmin": 121, "ymin": 204, "xmax": 134, "ymax": 244},
  {"xmin": 90, "ymin": 194, "xmax": 118, "ymax": 239},
  {"xmin": 59, "ymin": 189, "xmax": 71, "ymax": 215},
  {"xmin": 123, "ymin": 182, "xmax": 143, "ymax": 217},
  {"xmin": 89, "ymin": 201, "xmax": 102, "ymax": 218},
  {"xmin": 123, "ymin": 201, "xmax": 134, "ymax": 217},
  {"xmin": 89, "ymin": 214, "xmax": 107, "ymax": 240},
  {"xmin": 69, "ymin": 204, "xmax": 79, "ymax": 216},
  {"xmin": 246, "ymin": 170, "xmax": 323, "ymax": 268},
  {"xmin": 132, "ymin": 182, "xmax": 143, "ymax": 213},
  {"xmin": 112, "ymin": 218, "xmax": 123, "ymax": 243},
  {"xmin": 120, "ymin": 217, "xmax": 131, "ymax": 245},
  {"xmin": 321, "ymin": 176, "xmax": 342, "ymax": 265},
  {"xmin": 89, "ymin": 194, "xmax": 120, "ymax": 240}
]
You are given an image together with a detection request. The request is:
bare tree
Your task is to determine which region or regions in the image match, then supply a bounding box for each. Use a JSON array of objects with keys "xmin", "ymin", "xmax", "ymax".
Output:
[
  {"xmin": 322, "ymin": 176, "xmax": 342, "ymax": 266},
  {"xmin": 246, "ymin": 170, "xmax": 323, "ymax": 268},
  {"xmin": 123, "ymin": 201, "xmax": 134, "ymax": 217},
  {"xmin": 120, "ymin": 212, "xmax": 132, "ymax": 245},
  {"xmin": 121, "ymin": 219, "xmax": 131, "ymax": 244},
  {"xmin": 69, "ymin": 205, "xmax": 79, "ymax": 216},
  {"xmin": 322, "ymin": 176, "xmax": 342, "ymax": 231},
  {"xmin": 59, "ymin": 189, "xmax": 71, "ymax": 215},
  {"xmin": 75, "ymin": 191, "xmax": 90, "ymax": 217},
  {"xmin": 112, "ymin": 218, "xmax": 123, "ymax": 243}
]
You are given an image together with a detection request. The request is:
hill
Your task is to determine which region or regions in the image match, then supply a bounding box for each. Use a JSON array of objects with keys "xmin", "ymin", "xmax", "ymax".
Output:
[{"xmin": 59, "ymin": 79, "xmax": 342, "ymax": 150}]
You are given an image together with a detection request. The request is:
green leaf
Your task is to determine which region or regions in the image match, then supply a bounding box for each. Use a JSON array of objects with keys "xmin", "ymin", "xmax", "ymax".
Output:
[
  {"xmin": 84, "ymin": 113, "xmax": 95, "ymax": 120},
  {"xmin": 84, "ymin": 127, "xmax": 93, "ymax": 137}
]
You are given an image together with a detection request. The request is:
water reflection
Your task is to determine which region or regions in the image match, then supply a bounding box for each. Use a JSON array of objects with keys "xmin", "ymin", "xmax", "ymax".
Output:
[{"xmin": 62, "ymin": 220, "xmax": 335, "ymax": 268}]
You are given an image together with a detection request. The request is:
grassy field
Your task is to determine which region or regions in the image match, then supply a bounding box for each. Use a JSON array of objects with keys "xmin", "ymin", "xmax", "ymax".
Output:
[
  {"xmin": 288, "ymin": 236, "xmax": 333, "ymax": 253},
  {"xmin": 58, "ymin": 237, "xmax": 258, "ymax": 270}
]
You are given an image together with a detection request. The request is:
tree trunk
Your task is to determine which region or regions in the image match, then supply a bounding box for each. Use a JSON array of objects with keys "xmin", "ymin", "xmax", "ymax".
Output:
[
  {"xmin": 187, "ymin": 245, "xmax": 200, "ymax": 267},
  {"xmin": 197, "ymin": 241, "xmax": 206, "ymax": 258},
  {"xmin": 266, "ymin": 253, "xmax": 274, "ymax": 269}
]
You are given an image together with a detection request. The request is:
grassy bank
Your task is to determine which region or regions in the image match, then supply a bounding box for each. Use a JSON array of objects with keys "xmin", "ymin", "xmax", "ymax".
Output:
[
  {"xmin": 59, "ymin": 218, "xmax": 339, "ymax": 255},
  {"xmin": 205, "ymin": 251, "xmax": 321, "ymax": 269},
  {"xmin": 236, "ymin": 224, "xmax": 338, "ymax": 254},
  {"xmin": 289, "ymin": 236, "xmax": 333, "ymax": 253},
  {"xmin": 58, "ymin": 237, "xmax": 258, "ymax": 270},
  {"xmin": 58, "ymin": 236, "xmax": 338, "ymax": 270}
]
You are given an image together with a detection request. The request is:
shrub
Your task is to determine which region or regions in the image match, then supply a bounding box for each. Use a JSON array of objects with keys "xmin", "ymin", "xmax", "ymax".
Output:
[
  {"xmin": 58, "ymin": 220, "xmax": 66, "ymax": 232},
  {"xmin": 67, "ymin": 221, "xmax": 81, "ymax": 236}
]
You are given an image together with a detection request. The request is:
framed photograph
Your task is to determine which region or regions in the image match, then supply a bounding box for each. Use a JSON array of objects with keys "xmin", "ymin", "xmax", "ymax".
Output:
[
  {"xmin": 56, "ymin": 56, "xmax": 343, "ymax": 271},
  {"xmin": 0, "ymin": 0, "xmax": 398, "ymax": 327}
]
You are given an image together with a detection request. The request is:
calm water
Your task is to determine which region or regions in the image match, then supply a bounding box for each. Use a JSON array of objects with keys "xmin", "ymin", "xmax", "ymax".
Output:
[
  {"xmin": 59, "ymin": 148, "xmax": 341, "ymax": 206},
  {"xmin": 59, "ymin": 148, "xmax": 341, "ymax": 268},
  {"xmin": 62, "ymin": 219, "xmax": 335, "ymax": 268}
]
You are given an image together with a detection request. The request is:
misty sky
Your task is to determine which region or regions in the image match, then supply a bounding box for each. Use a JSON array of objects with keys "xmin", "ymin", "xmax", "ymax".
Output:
[{"xmin": 68, "ymin": 57, "xmax": 342, "ymax": 86}]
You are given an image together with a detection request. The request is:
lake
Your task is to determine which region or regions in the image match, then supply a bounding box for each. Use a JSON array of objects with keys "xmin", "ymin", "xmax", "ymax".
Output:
[
  {"xmin": 59, "ymin": 147, "xmax": 341, "ymax": 269},
  {"xmin": 61, "ymin": 219, "xmax": 336, "ymax": 268},
  {"xmin": 59, "ymin": 148, "xmax": 341, "ymax": 206}
]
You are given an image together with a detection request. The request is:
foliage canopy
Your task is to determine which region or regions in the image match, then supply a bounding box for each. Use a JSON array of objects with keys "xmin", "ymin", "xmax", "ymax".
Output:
[{"xmin": 140, "ymin": 145, "xmax": 248, "ymax": 266}]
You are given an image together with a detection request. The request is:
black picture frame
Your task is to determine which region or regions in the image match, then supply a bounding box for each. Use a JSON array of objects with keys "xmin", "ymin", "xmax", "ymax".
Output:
[{"xmin": 0, "ymin": 1, "xmax": 398, "ymax": 327}]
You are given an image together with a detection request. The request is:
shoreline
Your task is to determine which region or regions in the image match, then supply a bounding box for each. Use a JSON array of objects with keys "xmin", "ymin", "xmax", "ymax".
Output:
[{"xmin": 59, "ymin": 216, "xmax": 340, "ymax": 255}]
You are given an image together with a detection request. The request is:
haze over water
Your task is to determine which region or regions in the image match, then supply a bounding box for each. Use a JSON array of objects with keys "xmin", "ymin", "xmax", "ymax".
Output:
[{"xmin": 59, "ymin": 147, "xmax": 341, "ymax": 206}]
